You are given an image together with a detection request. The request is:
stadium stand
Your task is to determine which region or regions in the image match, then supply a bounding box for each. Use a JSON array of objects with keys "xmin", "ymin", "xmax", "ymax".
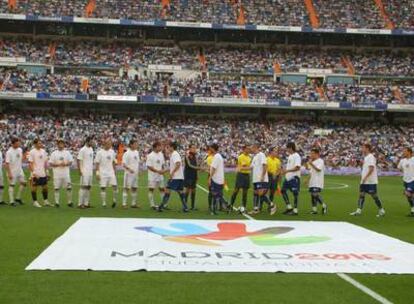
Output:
[{"xmin": 1, "ymin": 0, "xmax": 413, "ymax": 29}]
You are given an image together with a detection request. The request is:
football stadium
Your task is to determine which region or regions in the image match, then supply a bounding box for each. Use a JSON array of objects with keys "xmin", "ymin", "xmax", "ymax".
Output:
[{"xmin": 0, "ymin": 0, "xmax": 414, "ymax": 303}]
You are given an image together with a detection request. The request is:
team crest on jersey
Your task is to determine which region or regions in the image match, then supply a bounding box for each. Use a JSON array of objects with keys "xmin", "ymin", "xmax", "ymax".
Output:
[
  {"xmin": 60, "ymin": 157, "xmax": 64, "ymax": 161},
  {"xmin": 156, "ymin": 160, "xmax": 160, "ymax": 164},
  {"xmin": 107, "ymin": 156, "xmax": 111, "ymax": 160},
  {"xmin": 134, "ymin": 156, "xmax": 138, "ymax": 160}
]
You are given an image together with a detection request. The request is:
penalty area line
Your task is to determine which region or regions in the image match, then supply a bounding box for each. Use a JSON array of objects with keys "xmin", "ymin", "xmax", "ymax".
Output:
[{"xmin": 197, "ymin": 183, "xmax": 394, "ymax": 304}]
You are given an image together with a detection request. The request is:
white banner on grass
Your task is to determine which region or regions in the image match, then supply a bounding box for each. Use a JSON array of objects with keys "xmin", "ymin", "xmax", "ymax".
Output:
[{"xmin": 26, "ymin": 218, "xmax": 414, "ymax": 273}]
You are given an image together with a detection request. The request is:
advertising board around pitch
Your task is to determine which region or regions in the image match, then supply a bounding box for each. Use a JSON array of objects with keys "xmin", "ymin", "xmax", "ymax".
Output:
[{"xmin": 26, "ymin": 218, "xmax": 414, "ymax": 274}]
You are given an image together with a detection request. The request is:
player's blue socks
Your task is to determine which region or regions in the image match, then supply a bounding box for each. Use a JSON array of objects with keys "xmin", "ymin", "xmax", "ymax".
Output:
[
  {"xmin": 358, "ymin": 195, "xmax": 365, "ymax": 209},
  {"xmin": 407, "ymin": 196, "xmax": 414, "ymax": 207},
  {"xmin": 190, "ymin": 192, "xmax": 196, "ymax": 209},
  {"xmin": 281, "ymin": 189, "xmax": 290, "ymax": 206},
  {"xmin": 293, "ymin": 193, "xmax": 299, "ymax": 208},
  {"xmin": 159, "ymin": 193, "xmax": 170, "ymax": 210},
  {"xmin": 179, "ymin": 193, "xmax": 188, "ymax": 211},
  {"xmin": 260, "ymin": 195, "xmax": 271, "ymax": 206},
  {"xmin": 242, "ymin": 190, "xmax": 248, "ymax": 208},
  {"xmin": 372, "ymin": 195, "xmax": 383, "ymax": 209}
]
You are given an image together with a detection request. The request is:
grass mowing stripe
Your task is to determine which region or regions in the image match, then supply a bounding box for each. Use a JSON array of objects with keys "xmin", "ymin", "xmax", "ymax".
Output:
[
  {"xmin": 337, "ymin": 273, "xmax": 393, "ymax": 304},
  {"xmin": 197, "ymin": 182, "xmax": 393, "ymax": 304}
]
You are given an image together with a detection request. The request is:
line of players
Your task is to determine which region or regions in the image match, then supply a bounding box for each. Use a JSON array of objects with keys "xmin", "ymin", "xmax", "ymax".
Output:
[{"xmin": 0, "ymin": 137, "xmax": 413, "ymax": 217}]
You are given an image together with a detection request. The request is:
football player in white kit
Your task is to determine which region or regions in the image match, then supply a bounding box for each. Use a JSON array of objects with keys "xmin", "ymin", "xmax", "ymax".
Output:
[
  {"xmin": 249, "ymin": 143, "xmax": 277, "ymax": 215},
  {"xmin": 397, "ymin": 147, "xmax": 414, "ymax": 217},
  {"xmin": 281, "ymin": 142, "xmax": 302, "ymax": 215},
  {"xmin": 305, "ymin": 148, "xmax": 327, "ymax": 215},
  {"xmin": 208, "ymin": 143, "xmax": 227, "ymax": 215},
  {"xmin": 122, "ymin": 139, "xmax": 140, "ymax": 208},
  {"xmin": 28, "ymin": 139, "xmax": 49, "ymax": 208},
  {"xmin": 77, "ymin": 137, "xmax": 94, "ymax": 208},
  {"xmin": 95, "ymin": 139, "xmax": 118, "ymax": 208},
  {"xmin": 158, "ymin": 142, "xmax": 188, "ymax": 212},
  {"xmin": 49, "ymin": 139, "xmax": 74, "ymax": 207},
  {"xmin": 351, "ymin": 143, "xmax": 385, "ymax": 217},
  {"xmin": 4, "ymin": 138, "xmax": 26, "ymax": 206},
  {"xmin": 146, "ymin": 141, "xmax": 166, "ymax": 210}
]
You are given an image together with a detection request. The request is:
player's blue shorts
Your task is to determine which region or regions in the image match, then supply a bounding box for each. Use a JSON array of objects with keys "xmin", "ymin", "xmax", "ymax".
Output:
[
  {"xmin": 167, "ymin": 179, "xmax": 184, "ymax": 192},
  {"xmin": 309, "ymin": 187, "xmax": 322, "ymax": 193},
  {"xmin": 282, "ymin": 177, "xmax": 300, "ymax": 194},
  {"xmin": 404, "ymin": 181, "xmax": 414, "ymax": 193},
  {"xmin": 210, "ymin": 181, "xmax": 223, "ymax": 196},
  {"xmin": 360, "ymin": 184, "xmax": 377, "ymax": 194},
  {"xmin": 253, "ymin": 182, "xmax": 269, "ymax": 191}
]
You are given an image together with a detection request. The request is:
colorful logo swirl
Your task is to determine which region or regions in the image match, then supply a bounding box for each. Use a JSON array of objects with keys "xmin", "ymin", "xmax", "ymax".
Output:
[{"xmin": 135, "ymin": 222, "xmax": 330, "ymax": 247}]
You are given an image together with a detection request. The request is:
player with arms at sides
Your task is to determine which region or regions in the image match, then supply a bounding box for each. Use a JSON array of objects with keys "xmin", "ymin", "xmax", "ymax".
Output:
[
  {"xmin": 146, "ymin": 141, "xmax": 166, "ymax": 210},
  {"xmin": 28, "ymin": 139, "xmax": 49, "ymax": 208},
  {"xmin": 351, "ymin": 143, "xmax": 385, "ymax": 217},
  {"xmin": 122, "ymin": 139, "xmax": 140, "ymax": 209},
  {"xmin": 204, "ymin": 146, "xmax": 215, "ymax": 211},
  {"xmin": 95, "ymin": 139, "xmax": 118, "ymax": 208},
  {"xmin": 184, "ymin": 144, "xmax": 202, "ymax": 210},
  {"xmin": 158, "ymin": 142, "xmax": 188, "ymax": 212},
  {"xmin": 305, "ymin": 148, "xmax": 327, "ymax": 215},
  {"xmin": 397, "ymin": 147, "xmax": 414, "ymax": 217},
  {"xmin": 4, "ymin": 138, "xmax": 26, "ymax": 206},
  {"xmin": 230, "ymin": 145, "xmax": 251, "ymax": 214},
  {"xmin": 77, "ymin": 137, "xmax": 94, "ymax": 208},
  {"xmin": 208, "ymin": 143, "xmax": 228, "ymax": 215},
  {"xmin": 49, "ymin": 139, "xmax": 74, "ymax": 207},
  {"xmin": 249, "ymin": 143, "xmax": 277, "ymax": 215},
  {"xmin": 267, "ymin": 147, "xmax": 282, "ymax": 208},
  {"xmin": 281, "ymin": 142, "xmax": 302, "ymax": 215}
]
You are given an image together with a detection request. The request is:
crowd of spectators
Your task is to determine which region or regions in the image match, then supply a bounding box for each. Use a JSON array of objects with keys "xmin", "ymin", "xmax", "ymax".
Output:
[
  {"xmin": 1, "ymin": 39, "xmax": 413, "ymax": 76},
  {"xmin": 1, "ymin": 0, "xmax": 413, "ymax": 29},
  {"xmin": 0, "ymin": 113, "xmax": 412, "ymax": 171},
  {"xmin": 384, "ymin": 0, "xmax": 414, "ymax": 29},
  {"xmin": 2, "ymin": 67, "xmax": 414, "ymax": 103},
  {"xmin": 313, "ymin": 0, "xmax": 385, "ymax": 29}
]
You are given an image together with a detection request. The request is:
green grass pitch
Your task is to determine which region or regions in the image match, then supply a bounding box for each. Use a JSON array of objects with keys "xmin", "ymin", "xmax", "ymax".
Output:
[{"xmin": 0, "ymin": 170, "xmax": 413, "ymax": 304}]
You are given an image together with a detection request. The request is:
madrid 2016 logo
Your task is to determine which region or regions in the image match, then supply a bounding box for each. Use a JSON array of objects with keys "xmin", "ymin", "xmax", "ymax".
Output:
[{"xmin": 135, "ymin": 222, "xmax": 330, "ymax": 247}]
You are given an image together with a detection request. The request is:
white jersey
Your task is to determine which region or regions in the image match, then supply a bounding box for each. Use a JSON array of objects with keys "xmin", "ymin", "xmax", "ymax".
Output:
[
  {"xmin": 28, "ymin": 148, "xmax": 48, "ymax": 178},
  {"xmin": 251, "ymin": 151, "xmax": 269, "ymax": 183},
  {"xmin": 49, "ymin": 149, "xmax": 73, "ymax": 179},
  {"xmin": 169, "ymin": 150, "xmax": 184, "ymax": 180},
  {"xmin": 361, "ymin": 153, "xmax": 378, "ymax": 185},
  {"xmin": 398, "ymin": 157, "xmax": 414, "ymax": 183},
  {"xmin": 286, "ymin": 152, "xmax": 301, "ymax": 181},
  {"xmin": 146, "ymin": 151, "xmax": 165, "ymax": 181},
  {"xmin": 77, "ymin": 146, "xmax": 94, "ymax": 176},
  {"xmin": 122, "ymin": 149, "xmax": 140, "ymax": 175},
  {"xmin": 210, "ymin": 153, "xmax": 225, "ymax": 185},
  {"xmin": 5, "ymin": 147, "xmax": 24, "ymax": 175},
  {"xmin": 95, "ymin": 148, "xmax": 116, "ymax": 178},
  {"xmin": 309, "ymin": 158, "xmax": 325, "ymax": 189}
]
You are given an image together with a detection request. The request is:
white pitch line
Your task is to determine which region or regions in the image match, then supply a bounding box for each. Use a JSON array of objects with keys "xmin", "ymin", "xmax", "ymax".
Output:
[
  {"xmin": 197, "ymin": 183, "xmax": 393, "ymax": 304},
  {"xmin": 337, "ymin": 273, "xmax": 393, "ymax": 304}
]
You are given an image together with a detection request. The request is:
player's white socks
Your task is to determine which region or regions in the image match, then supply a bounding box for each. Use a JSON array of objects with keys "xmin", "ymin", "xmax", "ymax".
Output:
[
  {"xmin": 101, "ymin": 190, "xmax": 106, "ymax": 206},
  {"xmin": 148, "ymin": 191, "xmax": 154, "ymax": 207},
  {"xmin": 85, "ymin": 190, "xmax": 90, "ymax": 206},
  {"xmin": 78, "ymin": 189, "xmax": 84, "ymax": 206},
  {"xmin": 55, "ymin": 190, "xmax": 60, "ymax": 205},
  {"xmin": 123, "ymin": 190, "xmax": 128, "ymax": 206},
  {"xmin": 287, "ymin": 204, "xmax": 292, "ymax": 209},
  {"xmin": 312, "ymin": 206, "xmax": 317, "ymax": 212},
  {"xmin": 131, "ymin": 191, "xmax": 138, "ymax": 206},
  {"xmin": 8, "ymin": 186, "xmax": 14, "ymax": 203}
]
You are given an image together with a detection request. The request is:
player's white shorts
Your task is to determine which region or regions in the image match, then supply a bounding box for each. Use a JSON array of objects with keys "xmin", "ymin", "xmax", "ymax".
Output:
[
  {"xmin": 123, "ymin": 173, "xmax": 138, "ymax": 189},
  {"xmin": 148, "ymin": 178, "xmax": 164, "ymax": 189},
  {"xmin": 8, "ymin": 172, "xmax": 26, "ymax": 185},
  {"xmin": 54, "ymin": 176, "xmax": 71, "ymax": 189},
  {"xmin": 80, "ymin": 175, "xmax": 93, "ymax": 187},
  {"xmin": 99, "ymin": 175, "xmax": 117, "ymax": 188}
]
